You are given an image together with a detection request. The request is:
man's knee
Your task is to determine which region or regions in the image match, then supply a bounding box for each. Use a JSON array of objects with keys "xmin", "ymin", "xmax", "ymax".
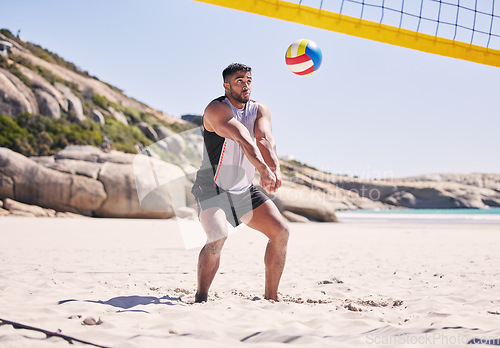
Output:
[
  {"xmin": 205, "ymin": 235, "xmax": 228, "ymax": 254},
  {"xmin": 271, "ymin": 221, "xmax": 289, "ymax": 245},
  {"xmin": 280, "ymin": 223, "xmax": 290, "ymax": 243}
]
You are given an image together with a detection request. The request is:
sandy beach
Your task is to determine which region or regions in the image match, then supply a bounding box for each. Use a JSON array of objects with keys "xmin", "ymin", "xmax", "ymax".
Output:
[{"xmin": 1, "ymin": 216, "xmax": 499, "ymax": 347}]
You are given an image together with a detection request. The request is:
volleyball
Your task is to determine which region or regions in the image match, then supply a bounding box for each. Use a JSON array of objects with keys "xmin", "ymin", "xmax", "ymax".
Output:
[{"xmin": 285, "ymin": 39, "xmax": 322, "ymax": 76}]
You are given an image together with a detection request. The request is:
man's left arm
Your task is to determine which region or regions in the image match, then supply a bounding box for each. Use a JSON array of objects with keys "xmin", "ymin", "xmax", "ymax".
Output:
[{"xmin": 255, "ymin": 103, "xmax": 282, "ymax": 192}]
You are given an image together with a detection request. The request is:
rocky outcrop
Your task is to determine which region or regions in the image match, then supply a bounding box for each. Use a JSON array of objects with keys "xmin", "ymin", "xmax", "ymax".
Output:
[
  {"xmin": 281, "ymin": 169, "xmax": 390, "ymax": 211},
  {"xmin": 55, "ymin": 82, "xmax": 85, "ymax": 122},
  {"xmin": 0, "ymin": 172, "xmax": 14, "ymax": 198},
  {"xmin": 405, "ymin": 173, "xmax": 500, "ymax": 193},
  {"xmin": 0, "ymin": 198, "xmax": 87, "ymax": 217},
  {"xmin": 95, "ymin": 160, "xmax": 177, "ymax": 218},
  {"xmin": 35, "ymin": 158, "xmax": 102, "ymax": 179},
  {"xmin": 0, "ymin": 147, "xmax": 106, "ymax": 215},
  {"xmin": 54, "ymin": 145, "xmax": 134, "ymax": 164},
  {"xmin": 92, "ymin": 109, "xmax": 105, "ymax": 124},
  {"xmin": 288, "ymin": 163, "xmax": 500, "ymax": 210},
  {"xmin": 17, "ymin": 64, "xmax": 67, "ymax": 111},
  {"xmin": 0, "ymin": 145, "xmax": 192, "ymax": 219},
  {"xmin": 108, "ymin": 106, "xmax": 128, "ymax": 126},
  {"xmin": 3, "ymin": 198, "xmax": 56, "ymax": 217},
  {"xmin": 154, "ymin": 125, "xmax": 175, "ymax": 139},
  {"xmin": 133, "ymin": 152, "xmax": 189, "ymax": 217},
  {"xmin": 165, "ymin": 134, "xmax": 186, "ymax": 155},
  {"xmin": 282, "ymin": 210, "xmax": 310, "ymax": 223},
  {"xmin": 336, "ymin": 179, "xmax": 500, "ymax": 209},
  {"xmin": 2, "ymin": 144, "xmax": 499, "ymax": 221},
  {"xmin": 53, "ymin": 145, "xmax": 188, "ymax": 218},
  {"xmin": 0, "ymin": 68, "xmax": 38, "ymax": 116},
  {"xmin": 138, "ymin": 122, "xmax": 159, "ymax": 141},
  {"xmin": 270, "ymin": 182, "xmax": 339, "ymax": 222},
  {"xmin": 35, "ymin": 89, "xmax": 60, "ymax": 119}
]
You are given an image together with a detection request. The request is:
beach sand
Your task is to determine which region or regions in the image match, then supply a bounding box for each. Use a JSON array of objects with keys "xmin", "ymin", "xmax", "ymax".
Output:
[{"xmin": 0, "ymin": 217, "xmax": 499, "ymax": 347}]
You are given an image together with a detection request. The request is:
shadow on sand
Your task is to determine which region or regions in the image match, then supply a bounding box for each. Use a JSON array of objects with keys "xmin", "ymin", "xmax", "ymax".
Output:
[{"xmin": 58, "ymin": 295, "xmax": 185, "ymax": 313}]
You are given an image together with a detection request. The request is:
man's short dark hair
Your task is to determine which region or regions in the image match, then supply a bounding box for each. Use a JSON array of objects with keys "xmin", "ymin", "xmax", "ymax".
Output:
[{"xmin": 223, "ymin": 63, "xmax": 251, "ymax": 82}]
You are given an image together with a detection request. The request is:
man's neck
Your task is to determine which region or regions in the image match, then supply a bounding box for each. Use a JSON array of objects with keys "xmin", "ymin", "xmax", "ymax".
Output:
[{"xmin": 225, "ymin": 94, "xmax": 245, "ymax": 110}]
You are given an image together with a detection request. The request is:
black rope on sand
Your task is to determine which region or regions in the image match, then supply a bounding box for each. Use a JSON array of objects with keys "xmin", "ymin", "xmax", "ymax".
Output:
[{"xmin": 0, "ymin": 317, "xmax": 111, "ymax": 348}]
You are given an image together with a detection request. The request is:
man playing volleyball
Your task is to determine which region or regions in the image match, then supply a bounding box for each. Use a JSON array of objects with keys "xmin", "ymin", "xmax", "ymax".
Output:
[{"xmin": 191, "ymin": 63, "xmax": 289, "ymax": 302}]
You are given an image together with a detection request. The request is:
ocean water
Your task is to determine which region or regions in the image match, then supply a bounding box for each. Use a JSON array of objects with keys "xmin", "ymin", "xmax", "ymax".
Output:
[{"xmin": 335, "ymin": 208, "xmax": 500, "ymax": 224}]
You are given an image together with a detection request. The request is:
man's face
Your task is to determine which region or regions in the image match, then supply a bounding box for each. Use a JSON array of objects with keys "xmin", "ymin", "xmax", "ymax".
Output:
[{"xmin": 225, "ymin": 71, "xmax": 252, "ymax": 104}]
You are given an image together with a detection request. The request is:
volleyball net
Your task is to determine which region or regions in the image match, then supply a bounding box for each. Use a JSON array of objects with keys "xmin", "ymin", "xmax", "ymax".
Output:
[{"xmin": 194, "ymin": 0, "xmax": 500, "ymax": 67}]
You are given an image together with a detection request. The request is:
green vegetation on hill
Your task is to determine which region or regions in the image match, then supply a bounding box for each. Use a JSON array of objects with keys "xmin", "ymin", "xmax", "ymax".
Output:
[
  {"xmin": 0, "ymin": 113, "xmax": 99, "ymax": 156},
  {"xmin": 0, "ymin": 113, "xmax": 154, "ymax": 157},
  {"xmin": 100, "ymin": 116, "xmax": 152, "ymax": 153},
  {"xmin": 91, "ymin": 93, "xmax": 196, "ymax": 133},
  {"xmin": 288, "ymin": 159, "xmax": 319, "ymax": 171}
]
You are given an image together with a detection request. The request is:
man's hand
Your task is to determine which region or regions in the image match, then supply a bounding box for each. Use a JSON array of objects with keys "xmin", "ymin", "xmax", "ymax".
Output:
[
  {"xmin": 260, "ymin": 167, "xmax": 277, "ymax": 193},
  {"xmin": 273, "ymin": 167, "xmax": 282, "ymax": 192}
]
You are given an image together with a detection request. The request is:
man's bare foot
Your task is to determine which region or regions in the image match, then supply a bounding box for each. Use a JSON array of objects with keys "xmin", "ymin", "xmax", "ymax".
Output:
[
  {"xmin": 264, "ymin": 294, "xmax": 280, "ymax": 302},
  {"xmin": 195, "ymin": 292, "xmax": 208, "ymax": 303}
]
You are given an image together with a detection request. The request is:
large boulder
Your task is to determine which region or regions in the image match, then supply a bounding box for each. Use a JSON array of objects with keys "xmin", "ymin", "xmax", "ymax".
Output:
[
  {"xmin": 95, "ymin": 157, "xmax": 188, "ymax": 218},
  {"xmin": 55, "ymin": 146, "xmax": 189, "ymax": 218},
  {"xmin": 154, "ymin": 125, "xmax": 175, "ymax": 139},
  {"xmin": 282, "ymin": 210, "xmax": 310, "ymax": 223},
  {"xmin": 17, "ymin": 64, "xmax": 67, "ymax": 111},
  {"xmin": 138, "ymin": 122, "xmax": 159, "ymax": 142},
  {"xmin": 0, "ymin": 173, "xmax": 14, "ymax": 199},
  {"xmin": 164, "ymin": 134, "xmax": 186, "ymax": 155},
  {"xmin": 0, "ymin": 147, "xmax": 106, "ymax": 215},
  {"xmin": 0, "ymin": 68, "xmax": 39, "ymax": 117},
  {"xmin": 271, "ymin": 182, "xmax": 339, "ymax": 222},
  {"xmin": 41, "ymin": 145, "xmax": 188, "ymax": 218},
  {"xmin": 54, "ymin": 145, "xmax": 106, "ymax": 162},
  {"xmin": 92, "ymin": 108, "xmax": 105, "ymax": 125},
  {"xmin": 131, "ymin": 152, "xmax": 189, "ymax": 217},
  {"xmin": 108, "ymin": 106, "xmax": 128, "ymax": 126},
  {"xmin": 38, "ymin": 158, "xmax": 102, "ymax": 179},
  {"xmin": 3, "ymin": 198, "xmax": 56, "ymax": 217},
  {"xmin": 55, "ymin": 82, "xmax": 85, "ymax": 122},
  {"xmin": 35, "ymin": 89, "xmax": 61, "ymax": 119},
  {"xmin": 54, "ymin": 145, "xmax": 134, "ymax": 164},
  {"xmin": 2, "ymin": 146, "xmax": 192, "ymax": 218}
]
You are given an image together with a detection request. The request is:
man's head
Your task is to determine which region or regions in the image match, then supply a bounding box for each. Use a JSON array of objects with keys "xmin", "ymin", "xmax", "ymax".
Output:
[{"xmin": 222, "ymin": 63, "xmax": 252, "ymax": 104}]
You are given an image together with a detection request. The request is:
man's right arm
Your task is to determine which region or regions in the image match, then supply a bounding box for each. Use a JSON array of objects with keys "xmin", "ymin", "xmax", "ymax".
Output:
[{"xmin": 204, "ymin": 101, "xmax": 277, "ymax": 193}]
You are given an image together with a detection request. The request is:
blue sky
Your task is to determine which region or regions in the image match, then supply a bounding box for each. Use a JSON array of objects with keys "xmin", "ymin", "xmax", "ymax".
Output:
[{"xmin": 3, "ymin": 0, "xmax": 499, "ymax": 178}]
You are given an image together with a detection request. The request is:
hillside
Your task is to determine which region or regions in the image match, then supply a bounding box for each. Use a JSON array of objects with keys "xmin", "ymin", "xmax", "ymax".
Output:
[{"xmin": 0, "ymin": 29, "xmax": 194, "ymax": 156}]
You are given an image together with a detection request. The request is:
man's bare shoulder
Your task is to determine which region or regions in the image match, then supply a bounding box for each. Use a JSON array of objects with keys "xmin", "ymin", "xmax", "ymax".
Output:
[
  {"xmin": 256, "ymin": 102, "xmax": 271, "ymax": 118},
  {"xmin": 204, "ymin": 99, "xmax": 233, "ymax": 132},
  {"xmin": 205, "ymin": 99, "xmax": 232, "ymax": 115}
]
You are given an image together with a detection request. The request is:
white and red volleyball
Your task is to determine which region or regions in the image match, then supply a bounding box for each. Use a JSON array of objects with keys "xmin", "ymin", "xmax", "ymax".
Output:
[{"xmin": 285, "ymin": 39, "xmax": 322, "ymax": 76}]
